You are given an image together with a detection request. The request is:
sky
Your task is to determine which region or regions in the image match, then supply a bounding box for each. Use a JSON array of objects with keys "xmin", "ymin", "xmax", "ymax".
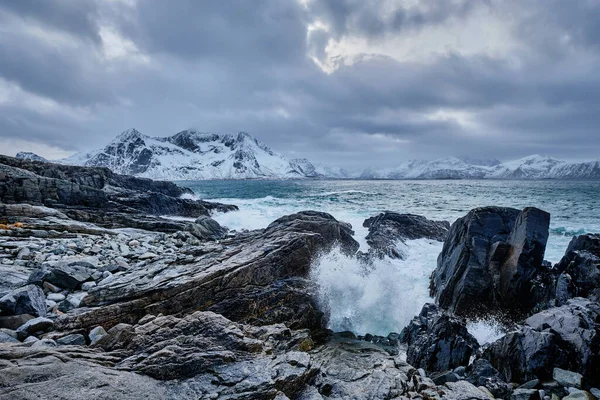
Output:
[{"xmin": 0, "ymin": 0, "xmax": 599, "ymax": 168}]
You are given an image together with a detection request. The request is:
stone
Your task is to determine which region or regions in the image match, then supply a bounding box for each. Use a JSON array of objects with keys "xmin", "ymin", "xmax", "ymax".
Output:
[
  {"xmin": 519, "ymin": 379, "xmax": 540, "ymax": 389},
  {"xmin": 511, "ymin": 388, "xmax": 541, "ymax": 400},
  {"xmin": 563, "ymin": 391, "xmax": 596, "ymax": 400},
  {"xmin": 554, "ymin": 234, "xmax": 600, "ymax": 305},
  {"xmin": 0, "ymin": 284, "xmax": 46, "ymax": 317},
  {"xmin": 485, "ymin": 298, "xmax": 600, "ymax": 386},
  {"xmin": 553, "ymin": 368, "xmax": 583, "ymax": 389},
  {"xmin": 39, "ymin": 262, "xmax": 95, "ymax": 290},
  {"xmin": 47, "ymin": 293, "xmax": 65, "ymax": 302},
  {"xmin": 138, "ymin": 252, "xmax": 157, "ymax": 260},
  {"xmin": 88, "ymin": 326, "xmax": 108, "ymax": 345},
  {"xmin": 56, "ymin": 333, "xmax": 86, "ymax": 346},
  {"xmin": 430, "ymin": 206, "xmax": 553, "ymax": 318},
  {"xmin": 57, "ymin": 292, "xmax": 87, "ymax": 312},
  {"xmin": 466, "ymin": 358, "xmax": 512, "ymax": 399},
  {"xmin": 0, "ymin": 314, "xmax": 34, "ymax": 330},
  {"xmin": 0, "ymin": 331, "xmax": 18, "ymax": 343},
  {"xmin": 187, "ymin": 216, "xmax": 228, "ymax": 241},
  {"xmin": 400, "ymin": 303, "xmax": 479, "ymax": 373},
  {"xmin": 81, "ymin": 281, "xmax": 97, "ymax": 291},
  {"xmin": 589, "ymin": 388, "xmax": 600, "ymax": 398},
  {"xmin": 363, "ymin": 211, "xmax": 449, "ymax": 259},
  {"xmin": 444, "ymin": 381, "xmax": 491, "ymax": 400},
  {"xmin": 16, "ymin": 316, "xmax": 54, "ymax": 340},
  {"xmin": 431, "ymin": 370, "xmax": 460, "ymax": 385}
]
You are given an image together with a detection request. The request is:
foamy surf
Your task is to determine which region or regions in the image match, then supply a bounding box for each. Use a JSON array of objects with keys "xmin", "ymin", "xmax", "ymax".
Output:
[{"xmin": 310, "ymin": 239, "xmax": 442, "ymax": 336}]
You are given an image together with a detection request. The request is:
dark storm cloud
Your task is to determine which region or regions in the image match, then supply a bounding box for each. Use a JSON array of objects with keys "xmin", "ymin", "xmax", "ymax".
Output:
[{"xmin": 0, "ymin": 0, "xmax": 599, "ymax": 166}]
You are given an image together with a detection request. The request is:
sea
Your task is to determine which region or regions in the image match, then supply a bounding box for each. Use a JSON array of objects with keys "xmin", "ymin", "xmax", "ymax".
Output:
[{"xmin": 180, "ymin": 179, "xmax": 600, "ymax": 343}]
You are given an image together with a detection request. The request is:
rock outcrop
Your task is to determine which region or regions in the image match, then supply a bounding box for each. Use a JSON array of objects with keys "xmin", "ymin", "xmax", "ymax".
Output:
[
  {"xmin": 0, "ymin": 154, "xmax": 237, "ymax": 233},
  {"xmin": 430, "ymin": 206, "xmax": 553, "ymax": 318},
  {"xmin": 400, "ymin": 303, "xmax": 479, "ymax": 373},
  {"xmin": 484, "ymin": 298, "xmax": 600, "ymax": 386},
  {"xmin": 363, "ymin": 212, "xmax": 449, "ymax": 259},
  {"xmin": 554, "ymin": 234, "xmax": 600, "ymax": 305}
]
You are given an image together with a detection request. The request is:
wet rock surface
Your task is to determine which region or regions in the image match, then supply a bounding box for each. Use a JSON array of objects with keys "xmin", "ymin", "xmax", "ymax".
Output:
[
  {"xmin": 363, "ymin": 212, "xmax": 450, "ymax": 259},
  {"xmin": 430, "ymin": 206, "xmax": 553, "ymax": 319}
]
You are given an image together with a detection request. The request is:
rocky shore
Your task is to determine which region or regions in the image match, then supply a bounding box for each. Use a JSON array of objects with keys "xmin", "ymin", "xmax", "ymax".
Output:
[{"xmin": 1, "ymin": 155, "xmax": 599, "ymax": 399}]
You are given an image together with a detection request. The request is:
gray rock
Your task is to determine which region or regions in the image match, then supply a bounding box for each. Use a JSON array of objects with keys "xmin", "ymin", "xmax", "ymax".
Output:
[
  {"xmin": 88, "ymin": 326, "xmax": 107, "ymax": 345},
  {"xmin": 430, "ymin": 206, "xmax": 553, "ymax": 318},
  {"xmin": 400, "ymin": 303, "xmax": 479, "ymax": 373},
  {"xmin": 444, "ymin": 381, "xmax": 491, "ymax": 400},
  {"xmin": 0, "ymin": 284, "xmax": 47, "ymax": 317},
  {"xmin": 519, "ymin": 379, "xmax": 540, "ymax": 389},
  {"xmin": 57, "ymin": 292, "xmax": 87, "ymax": 312},
  {"xmin": 16, "ymin": 317, "xmax": 54, "ymax": 340},
  {"xmin": 589, "ymin": 388, "xmax": 600, "ymax": 399},
  {"xmin": 553, "ymin": 368, "xmax": 583, "ymax": 389},
  {"xmin": 511, "ymin": 388, "xmax": 541, "ymax": 400},
  {"xmin": 0, "ymin": 331, "xmax": 18, "ymax": 343},
  {"xmin": 187, "ymin": 216, "xmax": 228, "ymax": 241},
  {"xmin": 563, "ymin": 391, "xmax": 596, "ymax": 400},
  {"xmin": 56, "ymin": 333, "xmax": 86, "ymax": 346},
  {"xmin": 81, "ymin": 281, "xmax": 97, "ymax": 291},
  {"xmin": 0, "ymin": 314, "xmax": 34, "ymax": 330},
  {"xmin": 47, "ymin": 293, "xmax": 65, "ymax": 302},
  {"xmin": 485, "ymin": 298, "xmax": 599, "ymax": 386},
  {"xmin": 362, "ymin": 212, "xmax": 449, "ymax": 259},
  {"xmin": 555, "ymin": 234, "xmax": 600, "ymax": 304}
]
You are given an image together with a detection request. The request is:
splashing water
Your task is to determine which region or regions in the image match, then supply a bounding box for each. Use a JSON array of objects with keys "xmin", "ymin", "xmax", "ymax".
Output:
[
  {"xmin": 182, "ymin": 179, "xmax": 600, "ymax": 338},
  {"xmin": 310, "ymin": 240, "xmax": 441, "ymax": 336}
]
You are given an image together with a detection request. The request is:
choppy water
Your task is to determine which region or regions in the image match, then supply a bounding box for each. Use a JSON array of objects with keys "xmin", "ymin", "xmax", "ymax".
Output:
[{"xmin": 181, "ymin": 179, "xmax": 600, "ymax": 341}]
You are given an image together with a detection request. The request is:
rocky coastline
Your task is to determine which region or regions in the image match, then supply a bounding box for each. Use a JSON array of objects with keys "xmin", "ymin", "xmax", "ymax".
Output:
[{"xmin": 1, "ymin": 155, "xmax": 599, "ymax": 400}]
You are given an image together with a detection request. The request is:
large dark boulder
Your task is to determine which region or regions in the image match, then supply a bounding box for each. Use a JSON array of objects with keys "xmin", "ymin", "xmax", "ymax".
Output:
[
  {"xmin": 400, "ymin": 303, "xmax": 479, "ymax": 373},
  {"xmin": 0, "ymin": 285, "xmax": 46, "ymax": 317},
  {"xmin": 554, "ymin": 234, "xmax": 600, "ymax": 305},
  {"xmin": 484, "ymin": 298, "xmax": 600, "ymax": 385},
  {"xmin": 430, "ymin": 206, "xmax": 552, "ymax": 318},
  {"xmin": 363, "ymin": 212, "xmax": 449, "ymax": 259}
]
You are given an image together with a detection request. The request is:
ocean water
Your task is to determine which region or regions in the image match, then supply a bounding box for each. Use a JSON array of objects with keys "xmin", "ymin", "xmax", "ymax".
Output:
[{"xmin": 181, "ymin": 179, "xmax": 600, "ymax": 341}]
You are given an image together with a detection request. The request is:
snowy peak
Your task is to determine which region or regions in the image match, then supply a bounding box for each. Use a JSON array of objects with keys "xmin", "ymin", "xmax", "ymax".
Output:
[
  {"xmin": 355, "ymin": 154, "xmax": 599, "ymax": 180},
  {"xmin": 59, "ymin": 129, "xmax": 318, "ymax": 180},
  {"xmin": 15, "ymin": 152, "xmax": 48, "ymax": 162}
]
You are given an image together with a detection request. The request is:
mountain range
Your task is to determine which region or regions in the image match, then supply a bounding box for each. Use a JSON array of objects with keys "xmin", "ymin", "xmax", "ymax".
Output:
[{"xmin": 16, "ymin": 128, "xmax": 600, "ymax": 180}]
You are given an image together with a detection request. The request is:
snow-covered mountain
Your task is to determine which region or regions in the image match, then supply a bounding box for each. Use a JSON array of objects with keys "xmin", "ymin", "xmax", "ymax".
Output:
[
  {"xmin": 15, "ymin": 152, "xmax": 48, "ymax": 162},
  {"xmin": 17, "ymin": 130, "xmax": 600, "ymax": 180},
  {"xmin": 356, "ymin": 155, "xmax": 600, "ymax": 180},
  {"xmin": 60, "ymin": 129, "xmax": 320, "ymax": 180}
]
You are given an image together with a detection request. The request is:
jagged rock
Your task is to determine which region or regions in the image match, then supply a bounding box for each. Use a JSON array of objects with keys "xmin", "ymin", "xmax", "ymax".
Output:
[
  {"xmin": 55, "ymin": 212, "xmax": 358, "ymax": 333},
  {"xmin": 89, "ymin": 326, "xmax": 107, "ymax": 345},
  {"xmin": 16, "ymin": 317, "xmax": 54, "ymax": 340},
  {"xmin": 56, "ymin": 333, "xmax": 86, "ymax": 346},
  {"xmin": 563, "ymin": 391, "xmax": 595, "ymax": 400},
  {"xmin": 0, "ymin": 285, "xmax": 46, "ymax": 317},
  {"xmin": 553, "ymin": 368, "xmax": 583, "ymax": 389},
  {"xmin": 0, "ymin": 314, "xmax": 34, "ymax": 330},
  {"xmin": 0, "ymin": 154, "xmax": 237, "ymax": 233},
  {"xmin": 430, "ymin": 206, "xmax": 552, "ymax": 318},
  {"xmin": 400, "ymin": 303, "xmax": 479, "ymax": 373},
  {"xmin": 466, "ymin": 358, "xmax": 512, "ymax": 399},
  {"xmin": 554, "ymin": 234, "xmax": 600, "ymax": 304},
  {"xmin": 443, "ymin": 381, "xmax": 491, "ymax": 400},
  {"xmin": 0, "ymin": 331, "xmax": 18, "ymax": 343},
  {"xmin": 187, "ymin": 216, "xmax": 228, "ymax": 241},
  {"xmin": 363, "ymin": 212, "xmax": 449, "ymax": 259},
  {"xmin": 484, "ymin": 298, "xmax": 600, "ymax": 386},
  {"xmin": 511, "ymin": 388, "xmax": 541, "ymax": 400},
  {"xmin": 32, "ymin": 262, "xmax": 94, "ymax": 290}
]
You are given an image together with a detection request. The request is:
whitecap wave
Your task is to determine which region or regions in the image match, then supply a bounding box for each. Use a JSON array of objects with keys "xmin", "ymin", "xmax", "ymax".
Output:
[{"xmin": 310, "ymin": 239, "xmax": 442, "ymax": 336}]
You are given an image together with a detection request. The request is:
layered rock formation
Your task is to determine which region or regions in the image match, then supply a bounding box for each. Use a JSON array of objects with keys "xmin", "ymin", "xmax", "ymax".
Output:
[
  {"xmin": 363, "ymin": 212, "xmax": 449, "ymax": 259},
  {"xmin": 430, "ymin": 206, "xmax": 553, "ymax": 318}
]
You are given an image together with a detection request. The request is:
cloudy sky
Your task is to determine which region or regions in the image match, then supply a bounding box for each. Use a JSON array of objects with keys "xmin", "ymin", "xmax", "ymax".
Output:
[{"xmin": 1, "ymin": 0, "xmax": 599, "ymax": 168}]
